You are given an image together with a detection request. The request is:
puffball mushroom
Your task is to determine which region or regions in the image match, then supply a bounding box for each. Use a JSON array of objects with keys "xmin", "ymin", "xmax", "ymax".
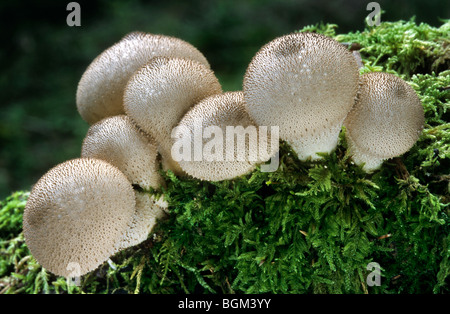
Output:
[
  {"xmin": 172, "ymin": 91, "xmax": 276, "ymax": 181},
  {"xmin": 124, "ymin": 56, "xmax": 223, "ymax": 175},
  {"xmin": 76, "ymin": 32, "xmax": 210, "ymax": 125},
  {"xmin": 343, "ymin": 72, "xmax": 425, "ymax": 172},
  {"xmin": 243, "ymin": 32, "xmax": 360, "ymax": 161},
  {"xmin": 23, "ymin": 158, "xmax": 136, "ymax": 278},
  {"xmin": 81, "ymin": 116, "xmax": 168, "ymax": 248},
  {"xmin": 81, "ymin": 115, "xmax": 163, "ymax": 191},
  {"xmin": 115, "ymin": 191, "xmax": 168, "ymax": 251}
]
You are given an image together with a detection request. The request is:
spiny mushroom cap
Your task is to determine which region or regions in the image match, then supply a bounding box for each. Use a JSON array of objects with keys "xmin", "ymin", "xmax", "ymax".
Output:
[
  {"xmin": 81, "ymin": 115, "xmax": 163, "ymax": 191},
  {"xmin": 173, "ymin": 91, "xmax": 272, "ymax": 181},
  {"xmin": 344, "ymin": 72, "xmax": 424, "ymax": 163},
  {"xmin": 76, "ymin": 32, "xmax": 210, "ymax": 125},
  {"xmin": 124, "ymin": 56, "xmax": 223, "ymax": 174},
  {"xmin": 23, "ymin": 158, "xmax": 136, "ymax": 277},
  {"xmin": 243, "ymin": 32, "xmax": 359, "ymax": 158},
  {"xmin": 115, "ymin": 191, "xmax": 168, "ymax": 251}
]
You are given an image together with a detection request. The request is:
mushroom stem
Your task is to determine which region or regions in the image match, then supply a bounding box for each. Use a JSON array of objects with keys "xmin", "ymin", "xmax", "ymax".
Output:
[
  {"xmin": 286, "ymin": 120, "xmax": 344, "ymax": 161},
  {"xmin": 114, "ymin": 191, "xmax": 168, "ymax": 251},
  {"xmin": 66, "ymin": 276, "xmax": 81, "ymax": 287}
]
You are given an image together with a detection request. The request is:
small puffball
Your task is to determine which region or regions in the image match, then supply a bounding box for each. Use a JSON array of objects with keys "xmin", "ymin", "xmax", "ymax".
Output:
[
  {"xmin": 23, "ymin": 158, "xmax": 136, "ymax": 277},
  {"xmin": 173, "ymin": 92, "xmax": 276, "ymax": 181},
  {"xmin": 81, "ymin": 115, "xmax": 163, "ymax": 191},
  {"xmin": 344, "ymin": 72, "xmax": 425, "ymax": 172}
]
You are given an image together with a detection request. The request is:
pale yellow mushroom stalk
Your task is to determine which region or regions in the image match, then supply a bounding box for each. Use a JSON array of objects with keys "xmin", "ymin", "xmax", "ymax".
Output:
[
  {"xmin": 243, "ymin": 32, "xmax": 360, "ymax": 161},
  {"xmin": 76, "ymin": 32, "xmax": 210, "ymax": 125},
  {"xmin": 343, "ymin": 72, "xmax": 425, "ymax": 172}
]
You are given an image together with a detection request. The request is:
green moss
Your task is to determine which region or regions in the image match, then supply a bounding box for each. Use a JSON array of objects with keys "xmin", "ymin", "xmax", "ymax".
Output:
[
  {"xmin": 334, "ymin": 18, "xmax": 450, "ymax": 78},
  {"xmin": 1, "ymin": 19, "xmax": 449, "ymax": 294}
]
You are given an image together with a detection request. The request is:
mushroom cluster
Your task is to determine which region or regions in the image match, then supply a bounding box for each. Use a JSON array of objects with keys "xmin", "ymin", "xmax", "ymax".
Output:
[{"xmin": 23, "ymin": 30, "xmax": 424, "ymax": 280}]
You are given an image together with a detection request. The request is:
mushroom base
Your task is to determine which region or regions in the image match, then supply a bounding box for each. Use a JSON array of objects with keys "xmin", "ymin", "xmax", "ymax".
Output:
[
  {"xmin": 286, "ymin": 122, "xmax": 343, "ymax": 161},
  {"xmin": 345, "ymin": 136, "xmax": 385, "ymax": 173}
]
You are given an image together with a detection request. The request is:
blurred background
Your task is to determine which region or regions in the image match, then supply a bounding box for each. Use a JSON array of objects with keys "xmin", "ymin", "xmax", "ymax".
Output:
[{"xmin": 0, "ymin": 0, "xmax": 448, "ymax": 198}]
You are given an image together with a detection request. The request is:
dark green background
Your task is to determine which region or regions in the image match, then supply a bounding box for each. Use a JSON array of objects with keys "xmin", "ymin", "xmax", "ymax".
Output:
[{"xmin": 0, "ymin": 0, "xmax": 448, "ymax": 198}]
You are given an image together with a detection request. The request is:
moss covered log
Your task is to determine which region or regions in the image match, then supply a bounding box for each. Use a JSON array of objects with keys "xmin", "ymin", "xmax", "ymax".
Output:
[{"xmin": 1, "ymin": 19, "xmax": 449, "ymax": 294}]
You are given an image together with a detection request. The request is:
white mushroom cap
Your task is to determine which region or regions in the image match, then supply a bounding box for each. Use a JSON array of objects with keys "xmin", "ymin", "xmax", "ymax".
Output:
[
  {"xmin": 172, "ymin": 91, "xmax": 275, "ymax": 181},
  {"xmin": 81, "ymin": 115, "xmax": 163, "ymax": 191},
  {"xmin": 76, "ymin": 32, "xmax": 210, "ymax": 125},
  {"xmin": 344, "ymin": 72, "xmax": 425, "ymax": 172},
  {"xmin": 23, "ymin": 158, "xmax": 136, "ymax": 277},
  {"xmin": 115, "ymin": 191, "xmax": 168, "ymax": 251},
  {"xmin": 243, "ymin": 32, "xmax": 360, "ymax": 161},
  {"xmin": 123, "ymin": 56, "xmax": 223, "ymax": 175}
]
